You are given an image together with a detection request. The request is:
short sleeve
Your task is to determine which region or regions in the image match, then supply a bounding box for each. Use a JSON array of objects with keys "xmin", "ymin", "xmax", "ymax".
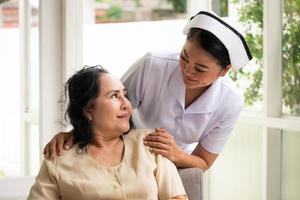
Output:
[
  {"xmin": 121, "ymin": 54, "xmax": 151, "ymax": 108},
  {"xmin": 200, "ymin": 104, "xmax": 243, "ymax": 154},
  {"xmin": 27, "ymin": 159, "xmax": 60, "ymax": 200},
  {"xmin": 155, "ymin": 155, "xmax": 187, "ymax": 200}
]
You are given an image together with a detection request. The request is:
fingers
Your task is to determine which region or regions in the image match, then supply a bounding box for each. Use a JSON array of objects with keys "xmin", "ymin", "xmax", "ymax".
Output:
[
  {"xmin": 64, "ymin": 134, "xmax": 74, "ymax": 150},
  {"xmin": 144, "ymin": 128, "xmax": 180, "ymax": 162},
  {"xmin": 56, "ymin": 134, "xmax": 66, "ymax": 156},
  {"xmin": 152, "ymin": 128, "xmax": 174, "ymax": 139},
  {"xmin": 43, "ymin": 132, "xmax": 72, "ymax": 159},
  {"xmin": 148, "ymin": 148, "xmax": 174, "ymax": 161},
  {"xmin": 144, "ymin": 129, "xmax": 174, "ymax": 160},
  {"xmin": 50, "ymin": 139, "xmax": 57, "ymax": 159},
  {"xmin": 149, "ymin": 147, "xmax": 168, "ymax": 156},
  {"xmin": 144, "ymin": 129, "xmax": 174, "ymax": 146},
  {"xmin": 144, "ymin": 140, "xmax": 171, "ymax": 151},
  {"xmin": 43, "ymin": 143, "xmax": 51, "ymax": 159},
  {"xmin": 144, "ymin": 135, "xmax": 171, "ymax": 145}
]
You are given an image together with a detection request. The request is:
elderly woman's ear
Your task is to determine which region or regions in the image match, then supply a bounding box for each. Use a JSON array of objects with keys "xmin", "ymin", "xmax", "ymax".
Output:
[{"xmin": 84, "ymin": 105, "xmax": 93, "ymax": 121}]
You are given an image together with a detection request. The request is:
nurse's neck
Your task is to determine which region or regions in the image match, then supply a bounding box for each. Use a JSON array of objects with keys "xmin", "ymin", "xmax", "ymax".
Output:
[{"xmin": 184, "ymin": 86, "xmax": 209, "ymax": 109}]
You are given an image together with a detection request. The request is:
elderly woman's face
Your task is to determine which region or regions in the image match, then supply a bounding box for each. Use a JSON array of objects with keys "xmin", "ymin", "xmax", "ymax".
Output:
[
  {"xmin": 179, "ymin": 40, "xmax": 230, "ymax": 89},
  {"xmin": 87, "ymin": 74, "xmax": 132, "ymax": 136}
]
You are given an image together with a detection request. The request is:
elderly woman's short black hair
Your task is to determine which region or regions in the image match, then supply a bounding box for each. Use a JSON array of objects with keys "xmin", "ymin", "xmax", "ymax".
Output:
[{"xmin": 65, "ymin": 66, "xmax": 133, "ymax": 152}]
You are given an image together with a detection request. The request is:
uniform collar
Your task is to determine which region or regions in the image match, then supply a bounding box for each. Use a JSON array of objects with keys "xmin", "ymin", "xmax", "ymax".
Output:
[
  {"xmin": 169, "ymin": 67, "xmax": 221, "ymax": 113},
  {"xmin": 168, "ymin": 66, "xmax": 185, "ymax": 108}
]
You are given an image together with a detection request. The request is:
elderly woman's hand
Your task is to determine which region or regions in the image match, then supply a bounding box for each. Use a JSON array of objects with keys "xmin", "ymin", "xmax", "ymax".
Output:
[
  {"xmin": 43, "ymin": 131, "xmax": 74, "ymax": 159},
  {"xmin": 143, "ymin": 128, "xmax": 184, "ymax": 165}
]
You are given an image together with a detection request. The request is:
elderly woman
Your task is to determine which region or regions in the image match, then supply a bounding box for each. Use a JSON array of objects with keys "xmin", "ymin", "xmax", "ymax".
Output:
[{"xmin": 27, "ymin": 66, "xmax": 187, "ymax": 200}]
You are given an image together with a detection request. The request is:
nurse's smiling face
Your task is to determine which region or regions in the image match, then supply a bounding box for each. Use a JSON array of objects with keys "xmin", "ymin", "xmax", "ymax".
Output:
[{"xmin": 179, "ymin": 40, "xmax": 230, "ymax": 89}]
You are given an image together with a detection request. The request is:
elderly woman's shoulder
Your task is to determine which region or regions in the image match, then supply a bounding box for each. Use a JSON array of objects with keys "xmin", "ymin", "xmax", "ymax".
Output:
[
  {"xmin": 124, "ymin": 129, "xmax": 156, "ymax": 161},
  {"xmin": 44, "ymin": 144, "xmax": 85, "ymax": 167},
  {"xmin": 127, "ymin": 128, "xmax": 153, "ymax": 138},
  {"xmin": 124, "ymin": 129, "xmax": 153, "ymax": 147}
]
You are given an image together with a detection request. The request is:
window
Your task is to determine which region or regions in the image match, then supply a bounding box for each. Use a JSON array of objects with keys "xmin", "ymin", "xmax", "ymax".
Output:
[
  {"xmin": 227, "ymin": 0, "xmax": 264, "ymax": 112},
  {"xmin": 208, "ymin": 0, "xmax": 264, "ymax": 112},
  {"xmin": 0, "ymin": 0, "xmax": 39, "ymax": 178},
  {"xmin": 207, "ymin": 1, "xmax": 300, "ymax": 200},
  {"xmin": 1, "ymin": 0, "xmax": 69, "ymax": 198},
  {"xmin": 208, "ymin": 122, "xmax": 263, "ymax": 200},
  {"xmin": 0, "ymin": 0, "xmax": 22, "ymax": 177},
  {"xmin": 282, "ymin": 0, "xmax": 300, "ymax": 116},
  {"xmin": 83, "ymin": 0, "xmax": 188, "ymax": 78}
]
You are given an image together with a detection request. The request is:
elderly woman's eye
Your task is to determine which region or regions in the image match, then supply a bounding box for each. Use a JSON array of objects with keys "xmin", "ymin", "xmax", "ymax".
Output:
[{"xmin": 111, "ymin": 93, "xmax": 118, "ymax": 98}]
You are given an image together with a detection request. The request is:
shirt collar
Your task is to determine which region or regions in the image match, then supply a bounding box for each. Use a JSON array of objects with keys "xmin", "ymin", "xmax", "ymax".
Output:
[
  {"xmin": 168, "ymin": 67, "xmax": 185, "ymax": 108},
  {"xmin": 169, "ymin": 67, "xmax": 222, "ymax": 113}
]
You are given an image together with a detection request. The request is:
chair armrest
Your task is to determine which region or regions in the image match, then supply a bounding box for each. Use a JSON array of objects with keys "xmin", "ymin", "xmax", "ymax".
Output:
[{"xmin": 178, "ymin": 168, "xmax": 203, "ymax": 200}]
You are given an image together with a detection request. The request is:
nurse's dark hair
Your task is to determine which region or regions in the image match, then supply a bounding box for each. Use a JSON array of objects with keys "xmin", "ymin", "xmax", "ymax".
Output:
[
  {"xmin": 64, "ymin": 66, "xmax": 134, "ymax": 153},
  {"xmin": 187, "ymin": 28, "xmax": 230, "ymax": 69}
]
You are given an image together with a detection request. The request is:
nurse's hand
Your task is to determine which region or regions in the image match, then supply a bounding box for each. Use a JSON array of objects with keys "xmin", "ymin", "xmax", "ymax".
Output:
[
  {"xmin": 43, "ymin": 131, "xmax": 74, "ymax": 159},
  {"xmin": 143, "ymin": 128, "xmax": 184, "ymax": 165}
]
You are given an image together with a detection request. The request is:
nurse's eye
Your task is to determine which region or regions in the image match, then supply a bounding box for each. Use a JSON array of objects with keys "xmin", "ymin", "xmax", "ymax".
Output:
[
  {"xmin": 195, "ymin": 66, "xmax": 208, "ymax": 73},
  {"xmin": 195, "ymin": 67, "xmax": 206, "ymax": 73},
  {"xmin": 180, "ymin": 54, "xmax": 189, "ymax": 63}
]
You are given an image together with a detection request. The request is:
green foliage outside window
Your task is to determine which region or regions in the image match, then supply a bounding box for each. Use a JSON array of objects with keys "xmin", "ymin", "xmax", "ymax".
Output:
[
  {"xmin": 282, "ymin": 0, "xmax": 300, "ymax": 114},
  {"xmin": 167, "ymin": 0, "xmax": 187, "ymax": 13},
  {"xmin": 220, "ymin": 0, "xmax": 229, "ymax": 17},
  {"xmin": 230, "ymin": 0, "xmax": 300, "ymax": 115},
  {"xmin": 106, "ymin": 5, "xmax": 123, "ymax": 20},
  {"xmin": 94, "ymin": 0, "xmax": 123, "ymax": 22}
]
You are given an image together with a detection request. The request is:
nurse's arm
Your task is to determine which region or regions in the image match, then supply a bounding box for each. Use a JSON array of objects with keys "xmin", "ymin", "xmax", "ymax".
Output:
[{"xmin": 177, "ymin": 144, "xmax": 218, "ymax": 171}]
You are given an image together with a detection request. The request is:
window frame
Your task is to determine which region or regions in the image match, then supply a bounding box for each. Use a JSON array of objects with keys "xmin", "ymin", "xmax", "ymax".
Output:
[
  {"xmin": 0, "ymin": 0, "xmax": 82, "ymax": 199},
  {"xmin": 204, "ymin": 1, "xmax": 300, "ymax": 200}
]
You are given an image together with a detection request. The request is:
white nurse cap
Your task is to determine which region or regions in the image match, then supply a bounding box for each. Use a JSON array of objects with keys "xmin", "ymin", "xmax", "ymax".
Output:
[{"xmin": 183, "ymin": 11, "xmax": 252, "ymax": 71}]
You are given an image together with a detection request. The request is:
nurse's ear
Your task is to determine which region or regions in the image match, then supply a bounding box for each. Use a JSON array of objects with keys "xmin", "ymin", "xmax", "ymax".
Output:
[{"xmin": 219, "ymin": 64, "xmax": 231, "ymax": 76}]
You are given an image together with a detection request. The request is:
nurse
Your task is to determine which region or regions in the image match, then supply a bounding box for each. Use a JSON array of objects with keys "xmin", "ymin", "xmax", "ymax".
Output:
[{"xmin": 44, "ymin": 11, "xmax": 252, "ymax": 171}]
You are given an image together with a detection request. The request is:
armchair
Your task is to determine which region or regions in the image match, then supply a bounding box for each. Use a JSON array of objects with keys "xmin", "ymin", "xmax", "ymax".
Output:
[{"xmin": 178, "ymin": 168, "xmax": 203, "ymax": 200}]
